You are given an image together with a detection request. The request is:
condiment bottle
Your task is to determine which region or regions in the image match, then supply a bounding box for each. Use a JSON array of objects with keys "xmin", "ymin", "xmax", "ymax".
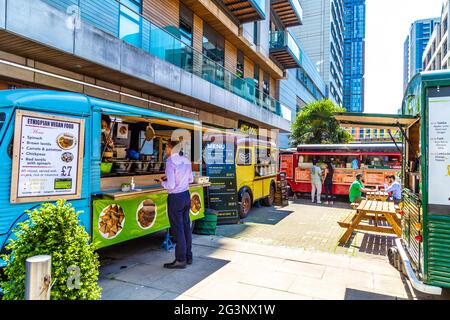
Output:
[{"xmin": 131, "ymin": 177, "xmax": 136, "ymax": 191}]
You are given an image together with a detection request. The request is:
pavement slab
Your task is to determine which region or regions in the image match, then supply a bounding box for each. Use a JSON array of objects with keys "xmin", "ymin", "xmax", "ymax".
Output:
[{"xmin": 97, "ymin": 200, "xmax": 449, "ymax": 300}]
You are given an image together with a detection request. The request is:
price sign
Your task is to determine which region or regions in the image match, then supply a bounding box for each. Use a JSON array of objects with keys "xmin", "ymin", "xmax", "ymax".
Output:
[{"xmin": 10, "ymin": 110, "xmax": 85, "ymax": 203}]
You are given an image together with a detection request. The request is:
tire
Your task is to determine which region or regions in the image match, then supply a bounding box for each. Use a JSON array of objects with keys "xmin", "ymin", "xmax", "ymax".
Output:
[
  {"xmin": 262, "ymin": 183, "xmax": 275, "ymax": 207},
  {"xmin": 239, "ymin": 191, "xmax": 252, "ymax": 219}
]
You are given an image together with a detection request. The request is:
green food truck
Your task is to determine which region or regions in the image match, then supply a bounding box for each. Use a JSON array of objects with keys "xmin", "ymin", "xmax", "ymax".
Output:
[{"xmin": 334, "ymin": 70, "xmax": 450, "ymax": 295}]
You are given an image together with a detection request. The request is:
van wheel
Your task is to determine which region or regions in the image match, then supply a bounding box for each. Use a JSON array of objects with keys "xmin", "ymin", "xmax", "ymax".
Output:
[
  {"xmin": 239, "ymin": 192, "xmax": 252, "ymax": 219},
  {"xmin": 262, "ymin": 184, "xmax": 275, "ymax": 207}
]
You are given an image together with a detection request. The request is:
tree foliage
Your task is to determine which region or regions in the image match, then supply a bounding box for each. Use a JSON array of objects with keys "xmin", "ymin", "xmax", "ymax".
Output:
[
  {"xmin": 1, "ymin": 200, "xmax": 101, "ymax": 300},
  {"xmin": 290, "ymin": 99, "xmax": 352, "ymax": 146}
]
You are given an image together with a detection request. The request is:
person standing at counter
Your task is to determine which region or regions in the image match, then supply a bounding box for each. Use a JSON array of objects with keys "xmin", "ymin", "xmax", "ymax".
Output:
[
  {"xmin": 323, "ymin": 162, "xmax": 334, "ymax": 205},
  {"xmin": 310, "ymin": 159, "xmax": 323, "ymax": 204},
  {"xmin": 160, "ymin": 140, "xmax": 194, "ymax": 269}
]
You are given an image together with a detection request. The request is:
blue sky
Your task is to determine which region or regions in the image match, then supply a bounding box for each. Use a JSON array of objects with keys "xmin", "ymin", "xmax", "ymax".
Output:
[{"xmin": 365, "ymin": 0, "xmax": 444, "ymax": 114}]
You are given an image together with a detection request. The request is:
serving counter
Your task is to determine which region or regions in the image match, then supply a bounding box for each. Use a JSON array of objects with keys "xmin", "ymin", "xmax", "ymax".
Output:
[{"xmin": 92, "ymin": 181, "xmax": 209, "ymax": 249}]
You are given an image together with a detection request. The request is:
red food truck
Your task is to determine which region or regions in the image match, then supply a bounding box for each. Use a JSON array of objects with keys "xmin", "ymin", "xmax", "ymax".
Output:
[{"xmin": 279, "ymin": 143, "xmax": 402, "ymax": 197}]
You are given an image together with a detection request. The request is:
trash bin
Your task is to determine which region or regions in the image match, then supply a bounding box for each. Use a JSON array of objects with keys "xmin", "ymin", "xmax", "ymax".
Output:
[{"xmin": 193, "ymin": 209, "xmax": 218, "ymax": 235}]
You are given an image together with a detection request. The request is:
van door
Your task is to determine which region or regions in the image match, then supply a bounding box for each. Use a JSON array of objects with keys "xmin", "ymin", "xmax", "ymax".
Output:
[{"xmin": 236, "ymin": 146, "xmax": 255, "ymax": 197}]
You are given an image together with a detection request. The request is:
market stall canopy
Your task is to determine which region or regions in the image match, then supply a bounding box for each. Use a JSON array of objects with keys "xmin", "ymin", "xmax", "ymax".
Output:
[{"xmin": 334, "ymin": 113, "xmax": 418, "ymax": 129}]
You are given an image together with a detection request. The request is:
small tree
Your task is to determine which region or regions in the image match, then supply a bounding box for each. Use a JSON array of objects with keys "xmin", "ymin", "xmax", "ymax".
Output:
[
  {"xmin": 290, "ymin": 99, "xmax": 352, "ymax": 146},
  {"xmin": 1, "ymin": 200, "xmax": 101, "ymax": 300}
]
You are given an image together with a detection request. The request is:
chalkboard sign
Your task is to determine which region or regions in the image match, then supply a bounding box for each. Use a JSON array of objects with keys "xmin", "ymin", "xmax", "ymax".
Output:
[{"xmin": 205, "ymin": 141, "xmax": 240, "ymax": 224}]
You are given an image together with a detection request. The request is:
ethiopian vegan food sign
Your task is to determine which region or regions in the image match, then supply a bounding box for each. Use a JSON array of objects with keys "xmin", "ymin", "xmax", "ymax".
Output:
[
  {"xmin": 10, "ymin": 110, "xmax": 85, "ymax": 203},
  {"xmin": 92, "ymin": 186, "xmax": 205, "ymax": 249}
]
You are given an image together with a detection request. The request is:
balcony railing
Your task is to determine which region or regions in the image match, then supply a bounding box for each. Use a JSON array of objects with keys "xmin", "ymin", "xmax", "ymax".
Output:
[
  {"xmin": 269, "ymin": 31, "xmax": 302, "ymax": 69},
  {"xmin": 270, "ymin": 0, "xmax": 303, "ymax": 27},
  {"xmin": 38, "ymin": 0, "xmax": 281, "ymax": 116},
  {"xmin": 220, "ymin": 0, "xmax": 266, "ymax": 23}
]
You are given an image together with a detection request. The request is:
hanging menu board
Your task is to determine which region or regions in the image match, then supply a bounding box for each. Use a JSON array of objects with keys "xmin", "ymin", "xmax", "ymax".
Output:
[
  {"xmin": 205, "ymin": 140, "xmax": 240, "ymax": 224},
  {"xmin": 10, "ymin": 110, "xmax": 85, "ymax": 203},
  {"xmin": 428, "ymin": 96, "xmax": 450, "ymax": 207}
]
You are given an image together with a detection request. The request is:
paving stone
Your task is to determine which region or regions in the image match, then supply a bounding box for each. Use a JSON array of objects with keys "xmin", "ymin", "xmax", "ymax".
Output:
[
  {"xmin": 251, "ymin": 287, "xmax": 313, "ymax": 300},
  {"xmin": 288, "ymin": 275, "xmax": 347, "ymax": 300},
  {"xmin": 100, "ymin": 280, "xmax": 165, "ymax": 300},
  {"xmin": 238, "ymin": 270, "xmax": 297, "ymax": 291},
  {"xmin": 112, "ymin": 263, "xmax": 175, "ymax": 286},
  {"xmin": 192, "ymin": 280, "xmax": 259, "ymax": 300},
  {"xmin": 322, "ymin": 266, "xmax": 374, "ymax": 289},
  {"xmin": 276, "ymin": 260, "xmax": 326, "ymax": 279}
]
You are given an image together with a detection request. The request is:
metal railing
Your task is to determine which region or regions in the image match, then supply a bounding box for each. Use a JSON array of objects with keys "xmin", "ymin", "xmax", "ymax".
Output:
[{"xmin": 39, "ymin": 0, "xmax": 282, "ymax": 116}]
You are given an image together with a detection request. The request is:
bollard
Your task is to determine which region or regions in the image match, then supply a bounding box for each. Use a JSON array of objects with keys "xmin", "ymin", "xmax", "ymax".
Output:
[{"xmin": 25, "ymin": 255, "xmax": 51, "ymax": 300}]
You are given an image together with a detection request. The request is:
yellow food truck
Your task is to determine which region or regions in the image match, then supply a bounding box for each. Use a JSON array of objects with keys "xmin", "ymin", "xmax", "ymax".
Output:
[{"xmin": 204, "ymin": 134, "xmax": 278, "ymax": 221}]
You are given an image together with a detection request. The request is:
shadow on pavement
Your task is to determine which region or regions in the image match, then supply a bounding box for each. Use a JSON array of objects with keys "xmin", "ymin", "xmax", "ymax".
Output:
[
  {"xmin": 358, "ymin": 233, "xmax": 396, "ymax": 256},
  {"xmin": 241, "ymin": 206, "xmax": 295, "ymax": 225},
  {"xmin": 345, "ymin": 288, "xmax": 399, "ymax": 300},
  {"xmin": 98, "ymin": 232, "xmax": 230, "ymax": 300}
]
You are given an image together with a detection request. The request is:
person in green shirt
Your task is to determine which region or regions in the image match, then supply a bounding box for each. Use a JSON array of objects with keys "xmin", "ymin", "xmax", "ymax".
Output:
[{"xmin": 349, "ymin": 173, "xmax": 372, "ymax": 203}]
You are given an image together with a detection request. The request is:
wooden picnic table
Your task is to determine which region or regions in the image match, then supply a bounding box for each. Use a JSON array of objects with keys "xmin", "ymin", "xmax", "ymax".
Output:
[
  {"xmin": 338, "ymin": 199, "xmax": 402, "ymax": 244},
  {"xmin": 366, "ymin": 191, "xmax": 390, "ymax": 201}
]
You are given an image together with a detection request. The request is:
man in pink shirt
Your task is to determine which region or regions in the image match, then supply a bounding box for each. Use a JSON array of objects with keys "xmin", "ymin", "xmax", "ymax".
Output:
[{"xmin": 160, "ymin": 140, "xmax": 194, "ymax": 269}]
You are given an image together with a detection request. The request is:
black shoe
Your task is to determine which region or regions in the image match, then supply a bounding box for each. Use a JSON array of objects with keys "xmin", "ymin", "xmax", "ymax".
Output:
[
  {"xmin": 163, "ymin": 260, "xmax": 186, "ymax": 269},
  {"xmin": 187, "ymin": 257, "xmax": 193, "ymax": 265}
]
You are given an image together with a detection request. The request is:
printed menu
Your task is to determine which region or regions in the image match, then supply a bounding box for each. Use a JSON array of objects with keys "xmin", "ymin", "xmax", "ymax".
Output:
[
  {"xmin": 428, "ymin": 97, "xmax": 450, "ymax": 206},
  {"xmin": 204, "ymin": 141, "xmax": 239, "ymax": 223},
  {"xmin": 11, "ymin": 111, "xmax": 84, "ymax": 203}
]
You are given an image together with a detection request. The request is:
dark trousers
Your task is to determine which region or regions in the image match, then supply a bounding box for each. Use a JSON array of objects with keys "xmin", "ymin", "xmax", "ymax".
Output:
[
  {"xmin": 324, "ymin": 179, "xmax": 333, "ymax": 200},
  {"xmin": 167, "ymin": 190, "xmax": 192, "ymax": 263}
]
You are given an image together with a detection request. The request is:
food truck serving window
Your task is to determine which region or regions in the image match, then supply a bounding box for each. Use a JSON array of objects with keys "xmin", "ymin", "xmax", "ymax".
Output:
[{"xmin": 10, "ymin": 110, "xmax": 85, "ymax": 204}]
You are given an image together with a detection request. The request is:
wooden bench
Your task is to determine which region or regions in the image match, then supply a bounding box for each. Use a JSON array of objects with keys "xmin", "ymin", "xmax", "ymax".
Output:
[
  {"xmin": 338, "ymin": 211, "xmax": 357, "ymax": 228},
  {"xmin": 350, "ymin": 203, "xmax": 359, "ymax": 209},
  {"xmin": 338, "ymin": 211, "xmax": 388, "ymax": 228}
]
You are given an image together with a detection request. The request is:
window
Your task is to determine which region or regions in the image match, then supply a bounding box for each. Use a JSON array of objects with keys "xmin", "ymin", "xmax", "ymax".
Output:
[
  {"xmin": 179, "ymin": 4, "xmax": 194, "ymax": 72},
  {"xmin": 202, "ymin": 22, "xmax": 225, "ymax": 86},
  {"xmin": 202, "ymin": 23, "xmax": 224, "ymax": 66},
  {"xmin": 237, "ymin": 148, "xmax": 252, "ymax": 166},
  {"xmin": 0, "ymin": 112, "xmax": 5, "ymax": 132},
  {"xmin": 139, "ymin": 130, "xmax": 154, "ymax": 155},
  {"xmin": 179, "ymin": 4, "xmax": 193, "ymax": 46},
  {"xmin": 119, "ymin": 0, "xmax": 142, "ymax": 47},
  {"xmin": 253, "ymin": 22, "xmax": 259, "ymax": 45},
  {"xmin": 263, "ymin": 72, "xmax": 270, "ymax": 96},
  {"xmin": 254, "ymin": 64, "xmax": 260, "ymax": 100},
  {"xmin": 237, "ymin": 50, "xmax": 244, "ymax": 78}
]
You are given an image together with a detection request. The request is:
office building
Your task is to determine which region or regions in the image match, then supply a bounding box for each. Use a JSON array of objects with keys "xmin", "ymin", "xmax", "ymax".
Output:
[
  {"xmin": 0, "ymin": 0, "xmax": 309, "ymax": 145},
  {"xmin": 422, "ymin": 1, "xmax": 450, "ymax": 72},
  {"xmin": 291, "ymin": 0, "xmax": 345, "ymax": 106},
  {"xmin": 278, "ymin": 37, "xmax": 328, "ymax": 149},
  {"xmin": 343, "ymin": 0, "xmax": 365, "ymax": 112},
  {"xmin": 403, "ymin": 17, "xmax": 440, "ymax": 89}
]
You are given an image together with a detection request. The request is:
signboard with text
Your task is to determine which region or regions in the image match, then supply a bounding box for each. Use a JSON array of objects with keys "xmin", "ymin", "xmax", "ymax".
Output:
[
  {"xmin": 10, "ymin": 110, "xmax": 85, "ymax": 203},
  {"xmin": 428, "ymin": 96, "xmax": 450, "ymax": 207},
  {"xmin": 205, "ymin": 140, "xmax": 240, "ymax": 224}
]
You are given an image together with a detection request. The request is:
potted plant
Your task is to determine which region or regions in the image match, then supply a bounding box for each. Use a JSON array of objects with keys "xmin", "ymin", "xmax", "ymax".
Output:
[{"xmin": 0, "ymin": 200, "xmax": 101, "ymax": 300}]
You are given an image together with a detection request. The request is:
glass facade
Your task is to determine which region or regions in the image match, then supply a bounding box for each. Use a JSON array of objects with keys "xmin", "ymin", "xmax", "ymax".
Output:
[
  {"xmin": 343, "ymin": 0, "xmax": 365, "ymax": 113},
  {"xmin": 403, "ymin": 18, "xmax": 440, "ymax": 91}
]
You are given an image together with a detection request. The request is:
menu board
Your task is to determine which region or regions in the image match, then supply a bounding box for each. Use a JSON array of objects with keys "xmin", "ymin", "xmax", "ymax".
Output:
[
  {"xmin": 428, "ymin": 97, "xmax": 450, "ymax": 207},
  {"xmin": 205, "ymin": 141, "xmax": 240, "ymax": 224},
  {"xmin": 10, "ymin": 110, "xmax": 85, "ymax": 203}
]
